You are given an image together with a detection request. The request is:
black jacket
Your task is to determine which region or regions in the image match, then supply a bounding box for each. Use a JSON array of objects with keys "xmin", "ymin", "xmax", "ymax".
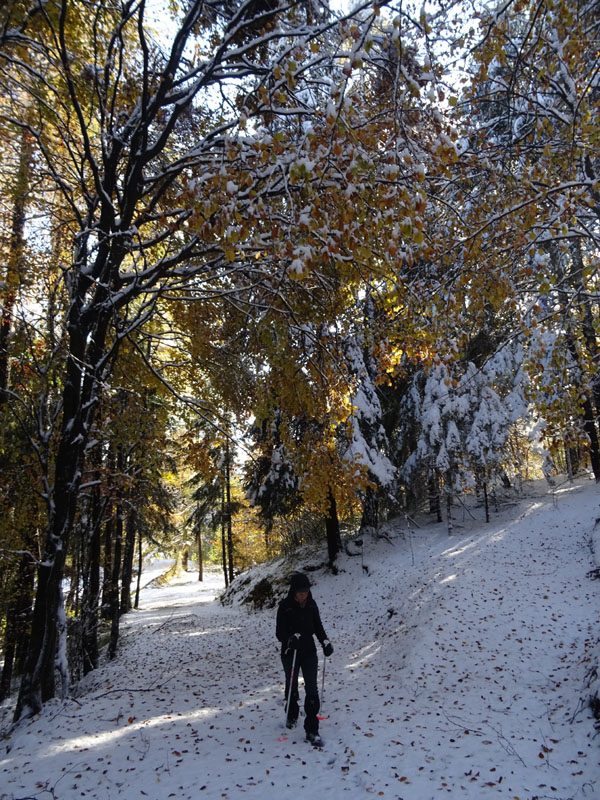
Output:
[{"xmin": 276, "ymin": 589, "xmax": 328, "ymax": 657}]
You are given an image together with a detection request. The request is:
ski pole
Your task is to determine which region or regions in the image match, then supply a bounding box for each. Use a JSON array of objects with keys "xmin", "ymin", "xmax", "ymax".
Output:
[
  {"xmin": 318, "ymin": 656, "xmax": 327, "ymax": 720},
  {"xmin": 284, "ymin": 648, "xmax": 297, "ymax": 722}
]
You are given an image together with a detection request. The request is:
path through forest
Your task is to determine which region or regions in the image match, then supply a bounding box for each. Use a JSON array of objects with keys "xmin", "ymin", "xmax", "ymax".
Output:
[{"xmin": 1, "ymin": 477, "xmax": 599, "ymax": 798}]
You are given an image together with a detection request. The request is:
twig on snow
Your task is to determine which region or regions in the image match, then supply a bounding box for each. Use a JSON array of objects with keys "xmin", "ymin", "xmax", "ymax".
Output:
[{"xmin": 90, "ymin": 671, "xmax": 178, "ymax": 701}]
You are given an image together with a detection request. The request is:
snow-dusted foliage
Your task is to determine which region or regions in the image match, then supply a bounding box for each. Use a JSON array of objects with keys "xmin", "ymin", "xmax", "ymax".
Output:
[
  {"xmin": 245, "ymin": 411, "xmax": 301, "ymax": 521},
  {"xmin": 343, "ymin": 335, "xmax": 395, "ymax": 490},
  {"xmin": 399, "ymin": 341, "xmax": 528, "ymax": 499}
]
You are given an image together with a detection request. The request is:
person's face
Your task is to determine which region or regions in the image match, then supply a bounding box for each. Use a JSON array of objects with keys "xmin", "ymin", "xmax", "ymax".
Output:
[{"xmin": 295, "ymin": 589, "xmax": 308, "ymax": 605}]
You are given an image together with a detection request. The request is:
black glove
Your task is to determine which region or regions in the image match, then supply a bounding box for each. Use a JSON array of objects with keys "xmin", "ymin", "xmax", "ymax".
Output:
[
  {"xmin": 322, "ymin": 639, "xmax": 333, "ymax": 657},
  {"xmin": 285, "ymin": 633, "xmax": 301, "ymax": 654}
]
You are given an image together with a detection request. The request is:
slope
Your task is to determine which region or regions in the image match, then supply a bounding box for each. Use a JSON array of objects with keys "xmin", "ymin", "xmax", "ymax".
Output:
[{"xmin": 1, "ymin": 477, "xmax": 599, "ymax": 799}]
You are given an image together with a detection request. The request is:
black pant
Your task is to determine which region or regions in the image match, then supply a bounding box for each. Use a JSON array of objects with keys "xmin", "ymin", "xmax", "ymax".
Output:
[{"xmin": 282, "ymin": 650, "xmax": 320, "ymax": 735}]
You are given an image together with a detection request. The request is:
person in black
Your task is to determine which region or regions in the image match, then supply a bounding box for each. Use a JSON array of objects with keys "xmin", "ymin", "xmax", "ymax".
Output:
[{"xmin": 276, "ymin": 572, "xmax": 334, "ymax": 744}]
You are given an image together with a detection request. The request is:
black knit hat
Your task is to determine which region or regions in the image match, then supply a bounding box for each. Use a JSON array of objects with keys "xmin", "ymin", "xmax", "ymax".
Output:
[{"xmin": 290, "ymin": 572, "xmax": 311, "ymax": 592}]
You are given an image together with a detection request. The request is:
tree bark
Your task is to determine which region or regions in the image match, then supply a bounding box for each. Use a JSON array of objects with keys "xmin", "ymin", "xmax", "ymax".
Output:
[
  {"xmin": 0, "ymin": 129, "xmax": 30, "ymax": 405},
  {"xmin": 571, "ymin": 240, "xmax": 600, "ymax": 419},
  {"xmin": 226, "ymin": 440, "xmax": 234, "ymax": 584},
  {"xmin": 565, "ymin": 333, "xmax": 600, "ymax": 481},
  {"xmin": 483, "ymin": 480, "xmax": 489, "ymax": 524},
  {"xmin": 15, "ymin": 301, "xmax": 112, "ymax": 718},
  {"xmin": 429, "ymin": 471, "xmax": 442, "ymax": 522},
  {"xmin": 14, "ymin": 549, "xmax": 66, "ymax": 718},
  {"xmin": 197, "ymin": 523, "xmax": 204, "ymax": 582},
  {"xmin": 81, "ymin": 477, "xmax": 102, "ymax": 675},
  {"xmin": 108, "ymin": 446, "xmax": 124, "ymax": 660},
  {"xmin": 0, "ymin": 552, "xmax": 35, "ymax": 701},
  {"xmin": 101, "ymin": 513, "xmax": 115, "ymax": 619},
  {"xmin": 120, "ymin": 505, "xmax": 137, "ymax": 614},
  {"xmin": 325, "ymin": 488, "xmax": 341, "ymax": 570},
  {"xmin": 134, "ymin": 528, "xmax": 143, "ymax": 609},
  {"xmin": 107, "ymin": 517, "xmax": 122, "ymax": 660},
  {"xmin": 221, "ymin": 481, "xmax": 229, "ymax": 588},
  {"xmin": 359, "ymin": 484, "xmax": 379, "ymax": 534}
]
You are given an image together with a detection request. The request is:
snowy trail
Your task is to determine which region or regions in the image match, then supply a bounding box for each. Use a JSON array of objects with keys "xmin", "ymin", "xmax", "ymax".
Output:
[
  {"xmin": 347, "ymin": 500, "xmax": 596, "ymax": 797},
  {"xmin": 1, "ymin": 479, "xmax": 599, "ymax": 799}
]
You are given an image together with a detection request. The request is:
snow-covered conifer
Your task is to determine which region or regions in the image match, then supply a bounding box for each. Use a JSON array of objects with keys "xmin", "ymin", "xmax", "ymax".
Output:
[{"xmin": 342, "ymin": 295, "xmax": 395, "ymax": 534}]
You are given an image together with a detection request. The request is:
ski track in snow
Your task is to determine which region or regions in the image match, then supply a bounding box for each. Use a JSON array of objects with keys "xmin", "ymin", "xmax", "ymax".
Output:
[{"xmin": 1, "ymin": 478, "xmax": 599, "ymax": 799}]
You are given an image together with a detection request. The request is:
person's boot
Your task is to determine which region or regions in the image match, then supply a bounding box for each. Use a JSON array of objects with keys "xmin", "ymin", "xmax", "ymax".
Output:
[{"xmin": 306, "ymin": 731, "xmax": 323, "ymax": 747}]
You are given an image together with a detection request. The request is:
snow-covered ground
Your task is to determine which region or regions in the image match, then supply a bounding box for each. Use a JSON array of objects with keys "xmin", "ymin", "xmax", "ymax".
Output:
[{"xmin": 1, "ymin": 477, "xmax": 600, "ymax": 799}]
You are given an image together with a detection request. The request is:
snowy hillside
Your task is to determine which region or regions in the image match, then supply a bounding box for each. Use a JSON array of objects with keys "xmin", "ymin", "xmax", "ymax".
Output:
[{"xmin": 1, "ymin": 477, "xmax": 599, "ymax": 799}]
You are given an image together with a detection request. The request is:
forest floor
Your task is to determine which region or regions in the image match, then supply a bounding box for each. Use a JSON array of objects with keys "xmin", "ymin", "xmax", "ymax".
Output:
[{"xmin": 1, "ymin": 475, "xmax": 600, "ymax": 800}]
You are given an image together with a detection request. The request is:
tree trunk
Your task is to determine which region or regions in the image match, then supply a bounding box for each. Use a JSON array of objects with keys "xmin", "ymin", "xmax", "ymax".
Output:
[
  {"xmin": 0, "ymin": 129, "xmax": 30, "ymax": 405},
  {"xmin": 15, "ymin": 287, "xmax": 113, "ymax": 719},
  {"xmin": 553, "ymin": 243, "xmax": 600, "ymax": 481},
  {"xmin": 500, "ymin": 469, "xmax": 512, "ymax": 489},
  {"xmin": 81, "ymin": 486, "xmax": 101, "ymax": 675},
  {"xmin": 359, "ymin": 485, "xmax": 379, "ymax": 534},
  {"xmin": 101, "ymin": 513, "xmax": 115, "ymax": 619},
  {"xmin": 120, "ymin": 505, "xmax": 137, "ymax": 614},
  {"xmin": 221, "ymin": 482, "xmax": 229, "ymax": 588},
  {"xmin": 65, "ymin": 521, "xmax": 83, "ymax": 614},
  {"xmin": 102, "ymin": 443, "xmax": 118, "ymax": 619},
  {"xmin": 134, "ymin": 528, "xmax": 143, "ymax": 609},
  {"xmin": 14, "ymin": 368, "xmax": 90, "ymax": 719},
  {"xmin": 0, "ymin": 553, "xmax": 35, "ymax": 701},
  {"xmin": 483, "ymin": 480, "xmax": 489, "ymax": 523},
  {"xmin": 107, "ymin": 514, "xmax": 122, "ymax": 660},
  {"xmin": 429, "ymin": 471, "xmax": 442, "ymax": 522},
  {"xmin": 226, "ymin": 441, "xmax": 234, "ymax": 584},
  {"xmin": 565, "ymin": 443, "xmax": 575, "ymax": 480},
  {"xmin": 565, "ymin": 333, "xmax": 600, "ymax": 481},
  {"xmin": 571, "ymin": 239, "xmax": 600, "ymax": 419},
  {"xmin": 1, "ymin": 634, "xmax": 18, "ymax": 702},
  {"xmin": 181, "ymin": 547, "xmax": 190, "ymax": 572},
  {"xmin": 446, "ymin": 487, "xmax": 453, "ymax": 536},
  {"xmin": 14, "ymin": 548, "xmax": 67, "ymax": 718},
  {"xmin": 581, "ymin": 396, "xmax": 600, "ymax": 480},
  {"xmin": 108, "ymin": 446, "xmax": 124, "ymax": 660},
  {"xmin": 197, "ymin": 524, "xmax": 204, "ymax": 582},
  {"xmin": 325, "ymin": 488, "xmax": 341, "ymax": 571},
  {"xmin": 80, "ymin": 452, "xmax": 104, "ymax": 676},
  {"xmin": 264, "ymin": 520, "xmax": 272, "ymax": 559}
]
